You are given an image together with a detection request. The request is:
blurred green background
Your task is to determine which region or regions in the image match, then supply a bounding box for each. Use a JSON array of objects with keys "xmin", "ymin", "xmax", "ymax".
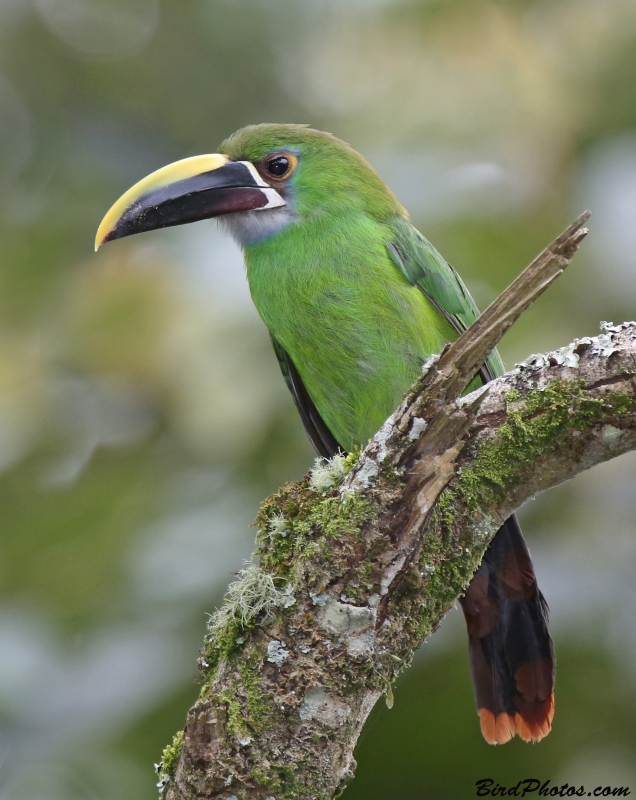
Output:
[{"xmin": 0, "ymin": 0, "xmax": 635, "ymax": 798}]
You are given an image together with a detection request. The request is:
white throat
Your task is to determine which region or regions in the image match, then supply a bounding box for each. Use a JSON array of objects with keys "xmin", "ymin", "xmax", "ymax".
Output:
[{"xmin": 220, "ymin": 206, "xmax": 296, "ymax": 248}]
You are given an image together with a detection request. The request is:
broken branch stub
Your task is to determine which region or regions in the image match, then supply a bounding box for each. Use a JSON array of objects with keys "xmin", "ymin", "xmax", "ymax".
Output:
[{"xmin": 435, "ymin": 210, "xmax": 591, "ymax": 402}]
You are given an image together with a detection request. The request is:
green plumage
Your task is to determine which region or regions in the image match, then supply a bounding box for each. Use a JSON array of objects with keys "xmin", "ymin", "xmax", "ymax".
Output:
[
  {"xmin": 220, "ymin": 124, "xmax": 501, "ymax": 451},
  {"xmin": 96, "ymin": 121, "xmax": 555, "ymax": 745}
]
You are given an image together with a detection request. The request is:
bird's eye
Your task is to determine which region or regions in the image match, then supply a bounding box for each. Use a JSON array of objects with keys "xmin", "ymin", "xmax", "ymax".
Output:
[{"xmin": 264, "ymin": 154, "xmax": 296, "ymax": 180}]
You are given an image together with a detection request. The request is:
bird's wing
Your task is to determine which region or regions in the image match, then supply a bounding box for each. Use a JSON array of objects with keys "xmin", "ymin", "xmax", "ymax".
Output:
[
  {"xmin": 269, "ymin": 334, "xmax": 343, "ymax": 459},
  {"xmin": 387, "ymin": 215, "xmax": 504, "ymax": 381}
]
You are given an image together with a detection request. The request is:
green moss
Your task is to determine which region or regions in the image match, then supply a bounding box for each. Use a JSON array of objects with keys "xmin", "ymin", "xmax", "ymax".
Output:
[
  {"xmin": 237, "ymin": 660, "xmax": 270, "ymax": 734},
  {"xmin": 219, "ymin": 687, "xmax": 250, "ymax": 740},
  {"xmin": 395, "ymin": 523, "xmax": 481, "ymax": 643},
  {"xmin": 432, "ymin": 489, "xmax": 456, "ymax": 535},
  {"xmin": 255, "ymin": 477, "xmax": 374, "ymax": 577},
  {"xmin": 359, "ymin": 559, "xmax": 374, "ymax": 584},
  {"xmin": 200, "ymin": 650, "xmax": 272, "ymax": 742},
  {"xmin": 199, "ymin": 616, "xmax": 243, "ymax": 678},
  {"xmin": 343, "ymin": 446, "xmax": 362, "ymax": 473},
  {"xmin": 255, "ymin": 478, "xmax": 314, "ymax": 573},
  {"xmin": 159, "ymin": 729, "xmax": 184, "ymax": 779},
  {"xmin": 307, "ymin": 494, "xmax": 373, "ymax": 540},
  {"xmin": 429, "ymin": 547, "xmax": 478, "ymax": 608},
  {"xmin": 250, "ymin": 764, "xmax": 272, "ymax": 788},
  {"xmin": 250, "ymin": 762, "xmax": 302, "ymax": 797},
  {"xmin": 458, "ymin": 379, "xmax": 636, "ymax": 510}
]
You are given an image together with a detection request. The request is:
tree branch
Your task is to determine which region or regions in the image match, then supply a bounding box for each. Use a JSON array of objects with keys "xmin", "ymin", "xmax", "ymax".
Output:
[{"xmin": 158, "ymin": 213, "xmax": 636, "ymax": 800}]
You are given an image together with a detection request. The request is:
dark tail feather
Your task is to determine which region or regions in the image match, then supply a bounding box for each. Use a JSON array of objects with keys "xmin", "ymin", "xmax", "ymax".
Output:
[{"xmin": 459, "ymin": 515, "xmax": 555, "ymax": 744}]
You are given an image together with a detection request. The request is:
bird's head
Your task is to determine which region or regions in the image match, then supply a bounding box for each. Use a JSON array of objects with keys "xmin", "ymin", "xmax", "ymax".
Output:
[{"xmin": 95, "ymin": 124, "xmax": 404, "ymax": 251}]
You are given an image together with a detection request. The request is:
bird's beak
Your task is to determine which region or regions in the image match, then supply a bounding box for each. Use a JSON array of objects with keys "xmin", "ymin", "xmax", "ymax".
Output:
[{"xmin": 95, "ymin": 154, "xmax": 285, "ymax": 251}]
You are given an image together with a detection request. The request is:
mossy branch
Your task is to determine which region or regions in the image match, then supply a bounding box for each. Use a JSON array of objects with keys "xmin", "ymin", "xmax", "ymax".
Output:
[{"xmin": 161, "ymin": 214, "xmax": 636, "ymax": 800}]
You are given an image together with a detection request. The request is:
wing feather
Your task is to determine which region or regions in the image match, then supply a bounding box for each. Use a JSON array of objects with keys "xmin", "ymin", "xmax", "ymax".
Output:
[
  {"xmin": 270, "ymin": 334, "xmax": 342, "ymax": 459},
  {"xmin": 387, "ymin": 216, "xmax": 504, "ymax": 382}
]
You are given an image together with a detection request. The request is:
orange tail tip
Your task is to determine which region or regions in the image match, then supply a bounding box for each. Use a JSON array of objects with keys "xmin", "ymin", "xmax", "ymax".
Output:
[
  {"xmin": 479, "ymin": 694, "xmax": 554, "ymax": 745},
  {"xmin": 479, "ymin": 709, "xmax": 516, "ymax": 745}
]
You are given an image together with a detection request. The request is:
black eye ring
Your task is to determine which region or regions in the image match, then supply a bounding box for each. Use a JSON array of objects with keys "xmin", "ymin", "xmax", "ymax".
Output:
[{"xmin": 265, "ymin": 155, "xmax": 292, "ymax": 179}]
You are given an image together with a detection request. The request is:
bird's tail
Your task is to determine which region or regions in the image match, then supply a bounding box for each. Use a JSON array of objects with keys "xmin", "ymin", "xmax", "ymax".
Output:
[{"xmin": 459, "ymin": 515, "xmax": 555, "ymax": 744}]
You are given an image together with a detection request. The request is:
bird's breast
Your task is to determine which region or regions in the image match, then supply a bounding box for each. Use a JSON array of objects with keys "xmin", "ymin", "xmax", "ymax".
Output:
[{"xmin": 244, "ymin": 231, "xmax": 453, "ymax": 449}]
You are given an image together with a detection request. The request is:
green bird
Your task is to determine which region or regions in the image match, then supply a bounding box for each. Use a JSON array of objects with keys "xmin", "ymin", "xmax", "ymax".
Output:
[{"xmin": 96, "ymin": 123, "xmax": 555, "ymax": 745}]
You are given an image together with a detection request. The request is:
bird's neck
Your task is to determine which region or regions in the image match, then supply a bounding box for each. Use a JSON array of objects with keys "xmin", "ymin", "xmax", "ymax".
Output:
[{"xmin": 242, "ymin": 212, "xmax": 372, "ymax": 328}]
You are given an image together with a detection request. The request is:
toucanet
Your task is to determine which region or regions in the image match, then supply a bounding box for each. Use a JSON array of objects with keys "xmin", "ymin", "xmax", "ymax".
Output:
[{"xmin": 96, "ymin": 123, "xmax": 555, "ymax": 745}]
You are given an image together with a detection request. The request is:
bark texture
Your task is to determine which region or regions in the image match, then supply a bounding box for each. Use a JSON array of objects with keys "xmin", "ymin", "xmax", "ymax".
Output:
[{"xmin": 157, "ymin": 213, "xmax": 636, "ymax": 800}]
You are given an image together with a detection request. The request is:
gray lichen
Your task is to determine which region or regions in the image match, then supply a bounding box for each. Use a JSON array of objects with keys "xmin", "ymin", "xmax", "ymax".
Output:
[
  {"xmin": 351, "ymin": 457, "xmax": 379, "ymax": 488},
  {"xmin": 299, "ymin": 687, "xmax": 351, "ymax": 728},
  {"xmin": 207, "ymin": 562, "xmax": 291, "ymax": 635},
  {"xmin": 266, "ymin": 640, "xmax": 290, "ymax": 667},
  {"xmin": 309, "ymin": 455, "xmax": 348, "ymax": 493},
  {"xmin": 319, "ymin": 599, "xmax": 376, "ymax": 658},
  {"xmin": 268, "ymin": 512, "xmax": 289, "ymax": 539},
  {"xmin": 514, "ymin": 321, "xmax": 635, "ymax": 376}
]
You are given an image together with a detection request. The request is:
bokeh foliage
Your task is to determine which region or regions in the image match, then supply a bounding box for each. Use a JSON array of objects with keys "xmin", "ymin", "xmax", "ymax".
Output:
[{"xmin": 0, "ymin": 1, "xmax": 635, "ymax": 798}]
